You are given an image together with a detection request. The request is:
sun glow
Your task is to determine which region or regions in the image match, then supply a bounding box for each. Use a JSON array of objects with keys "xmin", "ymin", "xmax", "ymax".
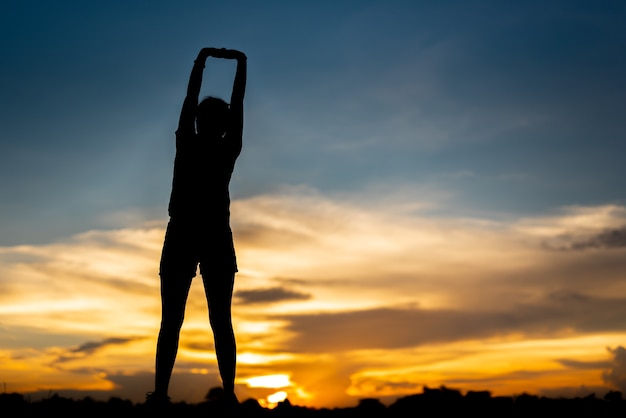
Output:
[
  {"xmin": 262, "ymin": 391, "xmax": 288, "ymax": 409},
  {"xmin": 245, "ymin": 374, "xmax": 292, "ymax": 389},
  {"xmin": 237, "ymin": 352, "xmax": 294, "ymax": 365}
]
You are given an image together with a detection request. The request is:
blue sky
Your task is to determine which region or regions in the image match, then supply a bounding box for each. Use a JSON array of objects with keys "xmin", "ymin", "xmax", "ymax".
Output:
[
  {"xmin": 3, "ymin": 1, "xmax": 626, "ymax": 407},
  {"xmin": 2, "ymin": 0, "xmax": 625, "ymax": 244}
]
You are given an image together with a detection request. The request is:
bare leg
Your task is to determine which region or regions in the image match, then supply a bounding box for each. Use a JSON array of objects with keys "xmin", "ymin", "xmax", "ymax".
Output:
[
  {"xmin": 202, "ymin": 270, "xmax": 236, "ymax": 396},
  {"xmin": 154, "ymin": 274, "xmax": 193, "ymax": 396}
]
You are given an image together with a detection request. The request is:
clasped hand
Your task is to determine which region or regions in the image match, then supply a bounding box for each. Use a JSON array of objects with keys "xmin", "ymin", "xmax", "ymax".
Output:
[{"xmin": 200, "ymin": 48, "xmax": 246, "ymax": 61}]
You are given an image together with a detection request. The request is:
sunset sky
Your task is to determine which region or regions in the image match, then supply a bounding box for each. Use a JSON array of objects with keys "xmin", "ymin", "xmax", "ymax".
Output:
[{"xmin": 2, "ymin": 0, "xmax": 626, "ymax": 409}]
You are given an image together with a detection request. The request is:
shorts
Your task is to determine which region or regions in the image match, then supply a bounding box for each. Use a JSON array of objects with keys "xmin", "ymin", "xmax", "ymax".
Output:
[{"xmin": 159, "ymin": 217, "xmax": 238, "ymax": 278}]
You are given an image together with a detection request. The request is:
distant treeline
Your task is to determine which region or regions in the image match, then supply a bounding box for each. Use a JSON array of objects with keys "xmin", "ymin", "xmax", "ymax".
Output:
[{"xmin": 2, "ymin": 386, "xmax": 626, "ymax": 417}]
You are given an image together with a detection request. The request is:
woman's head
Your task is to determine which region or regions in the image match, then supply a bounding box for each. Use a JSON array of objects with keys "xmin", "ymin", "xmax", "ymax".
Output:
[{"xmin": 196, "ymin": 96, "xmax": 230, "ymax": 137}]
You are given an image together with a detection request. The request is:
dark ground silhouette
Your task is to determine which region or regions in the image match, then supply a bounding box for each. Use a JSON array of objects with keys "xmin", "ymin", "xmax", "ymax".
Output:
[{"xmin": 3, "ymin": 386, "xmax": 626, "ymax": 417}]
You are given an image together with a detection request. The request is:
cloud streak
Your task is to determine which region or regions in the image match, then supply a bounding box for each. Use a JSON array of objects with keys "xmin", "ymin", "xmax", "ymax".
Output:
[
  {"xmin": 545, "ymin": 226, "xmax": 626, "ymax": 251},
  {"xmin": 54, "ymin": 337, "xmax": 143, "ymax": 364},
  {"xmin": 275, "ymin": 293, "xmax": 626, "ymax": 353},
  {"xmin": 235, "ymin": 287, "xmax": 312, "ymax": 305}
]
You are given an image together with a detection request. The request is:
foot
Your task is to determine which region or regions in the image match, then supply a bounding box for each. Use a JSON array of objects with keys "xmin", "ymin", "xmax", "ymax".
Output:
[
  {"xmin": 204, "ymin": 388, "xmax": 239, "ymax": 415},
  {"xmin": 225, "ymin": 391, "xmax": 239, "ymax": 406},
  {"xmin": 144, "ymin": 391, "xmax": 171, "ymax": 407}
]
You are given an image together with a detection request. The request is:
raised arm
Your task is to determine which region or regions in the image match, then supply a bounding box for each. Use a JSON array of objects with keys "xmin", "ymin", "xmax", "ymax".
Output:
[
  {"xmin": 228, "ymin": 50, "xmax": 247, "ymax": 138},
  {"xmin": 177, "ymin": 48, "xmax": 215, "ymax": 135}
]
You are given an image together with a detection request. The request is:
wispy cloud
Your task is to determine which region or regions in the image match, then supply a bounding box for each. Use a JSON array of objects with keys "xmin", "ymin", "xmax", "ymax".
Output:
[
  {"xmin": 54, "ymin": 337, "xmax": 143, "ymax": 364},
  {"xmin": 235, "ymin": 287, "xmax": 311, "ymax": 305},
  {"xmin": 545, "ymin": 226, "xmax": 626, "ymax": 251},
  {"xmin": 557, "ymin": 359, "xmax": 612, "ymax": 370},
  {"xmin": 276, "ymin": 293, "xmax": 626, "ymax": 353}
]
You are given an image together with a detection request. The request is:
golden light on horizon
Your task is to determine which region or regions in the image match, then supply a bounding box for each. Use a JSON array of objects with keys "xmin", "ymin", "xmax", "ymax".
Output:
[
  {"xmin": 261, "ymin": 390, "xmax": 288, "ymax": 409},
  {"xmin": 237, "ymin": 352, "xmax": 295, "ymax": 365},
  {"xmin": 245, "ymin": 374, "xmax": 292, "ymax": 389},
  {"xmin": 267, "ymin": 391, "xmax": 288, "ymax": 403}
]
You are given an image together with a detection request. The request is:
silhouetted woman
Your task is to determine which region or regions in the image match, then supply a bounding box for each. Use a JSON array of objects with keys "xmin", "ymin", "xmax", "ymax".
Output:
[{"xmin": 148, "ymin": 47, "xmax": 246, "ymax": 407}]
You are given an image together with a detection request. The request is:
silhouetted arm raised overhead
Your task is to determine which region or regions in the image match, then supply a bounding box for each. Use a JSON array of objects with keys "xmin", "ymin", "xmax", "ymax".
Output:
[
  {"xmin": 228, "ymin": 50, "xmax": 247, "ymax": 141},
  {"xmin": 177, "ymin": 48, "xmax": 216, "ymax": 136}
]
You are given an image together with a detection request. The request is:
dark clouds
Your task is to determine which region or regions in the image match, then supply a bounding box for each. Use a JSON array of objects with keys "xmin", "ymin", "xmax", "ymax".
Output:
[
  {"xmin": 592, "ymin": 228, "xmax": 626, "ymax": 249},
  {"xmin": 275, "ymin": 293, "xmax": 626, "ymax": 353},
  {"xmin": 544, "ymin": 225, "xmax": 626, "ymax": 251},
  {"xmin": 54, "ymin": 337, "xmax": 142, "ymax": 364},
  {"xmin": 557, "ymin": 359, "xmax": 611, "ymax": 370},
  {"xmin": 72, "ymin": 337, "xmax": 137, "ymax": 354},
  {"xmin": 235, "ymin": 287, "xmax": 311, "ymax": 305}
]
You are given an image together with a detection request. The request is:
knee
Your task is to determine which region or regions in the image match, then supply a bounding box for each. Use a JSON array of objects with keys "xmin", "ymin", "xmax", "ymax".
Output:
[
  {"xmin": 209, "ymin": 312, "xmax": 233, "ymax": 332},
  {"xmin": 160, "ymin": 312, "xmax": 185, "ymax": 332}
]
